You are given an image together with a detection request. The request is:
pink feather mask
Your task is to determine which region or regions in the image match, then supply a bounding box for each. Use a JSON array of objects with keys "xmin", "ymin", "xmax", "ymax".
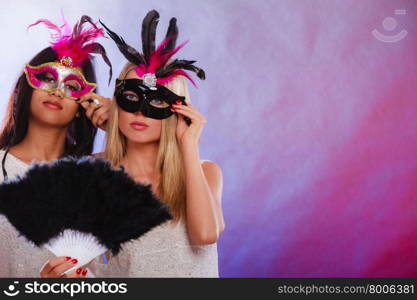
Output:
[
  {"xmin": 24, "ymin": 63, "xmax": 96, "ymax": 100},
  {"xmin": 24, "ymin": 13, "xmax": 112, "ymax": 100}
]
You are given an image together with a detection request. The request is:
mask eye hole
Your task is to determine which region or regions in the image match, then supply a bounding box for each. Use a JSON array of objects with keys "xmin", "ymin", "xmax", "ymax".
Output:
[
  {"xmin": 64, "ymin": 80, "xmax": 82, "ymax": 92},
  {"xmin": 149, "ymin": 99, "xmax": 170, "ymax": 108},
  {"xmin": 35, "ymin": 72, "xmax": 56, "ymax": 83},
  {"xmin": 123, "ymin": 91, "xmax": 140, "ymax": 102}
]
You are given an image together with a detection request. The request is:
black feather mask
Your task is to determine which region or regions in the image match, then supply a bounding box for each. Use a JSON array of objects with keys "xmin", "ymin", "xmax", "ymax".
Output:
[
  {"xmin": 0, "ymin": 156, "xmax": 172, "ymax": 272},
  {"xmin": 100, "ymin": 10, "xmax": 205, "ymax": 123},
  {"xmin": 100, "ymin": 9, "xmax": 205, "ymax": 87}
]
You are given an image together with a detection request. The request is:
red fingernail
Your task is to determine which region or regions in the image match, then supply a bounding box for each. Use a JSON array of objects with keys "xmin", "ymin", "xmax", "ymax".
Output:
[
  {"xmin": 71, "ymin": 258, "xmax": 78, "ymax": 264},
  {"xmin": 65, "ymin": 256, "xmax": 71, "ymax": 261},
  {"xmin": 76, "ymin": 268, "xmax": 82, "ymax": 274},
  {"xmin": 82, "ymin": 269, "xmax": 88, "ymax": 276},
  {"xmin": 176, "ymin": 100, "xmax": 182, "ymax": 104},
  {"xmin": 171, "ymin": 107, "xmax": 176, "ymax": 111}
]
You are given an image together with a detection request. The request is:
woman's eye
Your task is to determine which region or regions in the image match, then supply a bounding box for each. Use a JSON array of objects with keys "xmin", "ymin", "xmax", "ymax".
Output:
[
  {"xmin": 36, "ymin": 72, "xmax": 56, "ymax": 83},
  {"xmin": 65, "ymin": 84, "xmax": 81, "ymax": 92},
  {"xmin": 65, "ymin": 84, "xmax": 77, "ymax": 92},
  {"xmin": 149, "ymin": 99, "xmax": 169, "ymax": 108},
  {"xmin": 43, "ymin": 72, "xmax": 55, "ymax": 82},
  {"xmin": 64, "ymin": 80, "xmax": 82, "ymax": 92},
  {"xmin": 124, "ymin": 94, "xmax": 139, "ymax": 101}
]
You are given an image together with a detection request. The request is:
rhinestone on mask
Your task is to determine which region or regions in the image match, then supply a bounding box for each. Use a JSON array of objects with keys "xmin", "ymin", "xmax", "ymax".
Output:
[
  {"xmin": 60, "ymin": 56, "xmax": 73, "ymax": 67},
  {"xmin": 143, "ymin": 73, "xmax": 157, "ymax": 89}
]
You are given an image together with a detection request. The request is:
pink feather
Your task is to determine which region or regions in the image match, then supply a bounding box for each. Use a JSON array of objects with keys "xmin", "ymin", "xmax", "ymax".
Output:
[
  {"xmin": 147, "ymin": 37, "xmax": 188, "ymax": 73},
  {"xmin": 28, "ymin": 14, "xmax": 104, "ymax": 67},
  {"xmin": 157, "ymin": 69, "xmax": 197, "ymax": 87},
  {"xmin": 133, "ymin": 35, "xmax": 198, "ymax": 86},
  {"xmin": 134, "ymin": 64, "xmax": 147, "ymax": 77}
]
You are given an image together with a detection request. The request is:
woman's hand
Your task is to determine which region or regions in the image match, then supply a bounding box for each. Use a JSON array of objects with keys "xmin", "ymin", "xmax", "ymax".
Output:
[
  {"xmin": 77, "ymin": 92, "xmax": 112, "ymax": 131},
  {"xmin": 171, "ymin": 101, "xmax": 207, "ymax": 148},
  {"xmin": 39, "ymin": 256, "xmax": 88, "ymax": 278}
]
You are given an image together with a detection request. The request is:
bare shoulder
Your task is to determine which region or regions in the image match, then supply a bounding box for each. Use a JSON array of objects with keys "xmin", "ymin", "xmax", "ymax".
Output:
[
  {"xmin": 91, "ymin": 152, "xmax": 105, "ymax": 159},
  {"xmin": 201, "ymin": 160, "xmax": 223, "ymax": 176},
  {"xmin": 201, "ymin": 160, "xmax": 223, "ymax": 199}
]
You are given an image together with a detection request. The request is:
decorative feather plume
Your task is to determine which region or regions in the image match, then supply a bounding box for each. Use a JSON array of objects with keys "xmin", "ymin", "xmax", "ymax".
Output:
[
  {"xmin": 28, "ymin": 12, "xmax": 112, "ymax": 82},
  {"xmin": 101, "ymin": 10, "xmax": 206, "ymax": 86},
  {"xmin": 141, "ymin": 9, "xmax": 160, "ymax": 63},
  {"xmin": 162, "ymin": 18, "xmax": 178, "ymax": 55},
  {"xmin": 144, "ymin": 36, "xmax": 188, "ymax": 74},
  {"xmin": 99, "ymin": 20, "xmax": 146, "ymax": 66},
  {"xmin": 89, "ymin": 42, "xmax": 113, "ymax": 84},
  {"xmin": 159, "ymin": 59, "xmax": 206, "ymax": 80}
]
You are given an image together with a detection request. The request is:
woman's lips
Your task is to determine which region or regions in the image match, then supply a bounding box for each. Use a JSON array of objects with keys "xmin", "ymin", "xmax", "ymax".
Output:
[
  {"xmin": 43, "ymin": 101, "xmax": 63, "ymax": 110},
  {"xmin": 130, "ymin": 121, "xmax": 149, "ymax": 130}
]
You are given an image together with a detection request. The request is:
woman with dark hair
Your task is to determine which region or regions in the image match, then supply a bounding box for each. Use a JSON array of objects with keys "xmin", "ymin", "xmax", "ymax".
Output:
[
  {"xmin": 0, "ymin": 15, "xmax": 112, "ymax": 277},
  {"xmin": 0, "ymin": 47, "xmax": 100, "ymax": 159}
]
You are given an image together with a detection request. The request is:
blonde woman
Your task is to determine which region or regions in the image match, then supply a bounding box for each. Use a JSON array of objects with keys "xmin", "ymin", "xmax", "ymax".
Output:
[{"xmin": 94, "ymin": 11, "xmax": 225, "ymax": 277}]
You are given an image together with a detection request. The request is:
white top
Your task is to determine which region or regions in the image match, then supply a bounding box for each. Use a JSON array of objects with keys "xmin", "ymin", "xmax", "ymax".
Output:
[
  {"xmin": 0, "ymin": 150, "xmax": 219, "ymax": 277},
  {"xmin": 0, "ymin": 149, "xmax": 57, "ymax": 277},
  {"xmin": 96, "ymin": 215, "xmax": 219, "ymax": 278},
  {"xmin": 93, "ymin": 158, "xmax": 219, "ymax": 278}
]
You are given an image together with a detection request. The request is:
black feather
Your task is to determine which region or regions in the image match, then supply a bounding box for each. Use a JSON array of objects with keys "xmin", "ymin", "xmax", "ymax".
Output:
[
  {"xmin": 99, "ymin": 20, "xmax": 146, "ymax": 66},
  {"xmin": 90, "ymin": 43, "xmax": 113, "ymax": 85},
  {"xmin": 162, "ymin": 17, "xmax": 178, "ymax": 54},
  {"xmin": 0, "ymin": 156, "xmax": 172, "ymax": 255},
  {"xmin": 141, "ymin": 10, "xmax": 159, "ymax": 63},
  {"xmin": 73, "ymin": 15, "xmax": 94, "ymax": 37},
  {"xmin": 160, "ymin": 59, "xmax": 206, "ymax": 80}
]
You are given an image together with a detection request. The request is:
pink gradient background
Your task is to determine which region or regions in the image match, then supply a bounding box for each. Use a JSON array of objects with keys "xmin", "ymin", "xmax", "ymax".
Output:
[
  {"xmin": 212, "ymin": 0, "xmax": 417, "ymax": 277},
  {"xmin": 0, "ymin": 0, "xmax": 416, "ymax": 277}
]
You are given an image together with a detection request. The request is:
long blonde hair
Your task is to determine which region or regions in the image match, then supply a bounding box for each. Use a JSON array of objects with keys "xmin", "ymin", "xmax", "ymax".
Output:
[{"xmin": 104, "ymin": 62, "xmax": 190, "ymax": 223}]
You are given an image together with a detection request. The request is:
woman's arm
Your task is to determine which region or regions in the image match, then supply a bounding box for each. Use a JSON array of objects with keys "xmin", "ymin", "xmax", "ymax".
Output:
[
  {"xmin": 172, "ymin": 101, "xmax": 225, "ymax": 245},
  {"xmin": 182, "ymin": 145, "xmax": 225, "ymax": 245}
]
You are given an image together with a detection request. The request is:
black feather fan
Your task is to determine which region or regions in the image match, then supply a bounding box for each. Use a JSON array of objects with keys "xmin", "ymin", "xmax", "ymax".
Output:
[{"xmin": 0, "ymin": 156, "xmax": 172, "ymax": 268}]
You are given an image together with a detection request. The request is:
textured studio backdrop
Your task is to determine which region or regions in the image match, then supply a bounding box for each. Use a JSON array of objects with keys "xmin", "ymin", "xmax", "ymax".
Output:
[{"xmin": 0, "ymin": 0, "xmax": 416, "ymax": 277}]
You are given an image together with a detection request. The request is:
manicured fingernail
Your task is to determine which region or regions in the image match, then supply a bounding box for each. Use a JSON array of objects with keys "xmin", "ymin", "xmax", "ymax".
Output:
[
  {"xmin": 170, "ymin": 108, "xmax": 176, "ymax": 111},
  {"xmin": 82, "ymin": 269, "xmax": 88, "ymax": 276},
  {"xmin": 65, "ymin": 256, "xmax": 72, "ymax": 261},
  {"xmin": 176, "ymin": 100, "xmax": 182, "ymax": 104},
  {"xmin": 71, "ymin": 258, "xmax": 78, "ymax": 264},
  {"xmin": 76, "ymin": 268, "xmax": 82, "ymax": 274}
]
